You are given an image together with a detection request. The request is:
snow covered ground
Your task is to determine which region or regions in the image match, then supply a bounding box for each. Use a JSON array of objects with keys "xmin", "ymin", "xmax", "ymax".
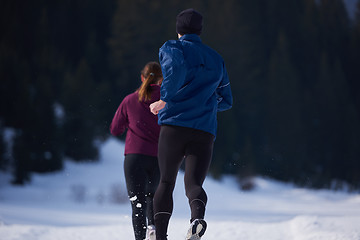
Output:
[{"xmin": 0, "ymin": 137, "xmax": 360, "ymax": 240}]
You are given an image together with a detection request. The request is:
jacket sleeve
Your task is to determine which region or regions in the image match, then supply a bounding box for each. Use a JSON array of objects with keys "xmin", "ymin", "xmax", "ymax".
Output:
[
  {"xmin": 216, "ymin": 62, "xmax": 233, "ymax": 112},
  {"xmin": 109, "ymin": 98, "xmax": 128, "ymax": 136},
  {"xmin": 159, "ymin": 41, "xmax": 187, "ymax": 102}
]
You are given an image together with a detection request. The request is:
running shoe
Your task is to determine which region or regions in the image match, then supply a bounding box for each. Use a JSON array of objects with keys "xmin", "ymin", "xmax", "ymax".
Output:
[
  {"xmin": 146, "ymin": 224, "xmax": 156, "ymax": 240},
  {"xmin": 185, "ymin": 219, "xmax": 207, "ymax": 240}
]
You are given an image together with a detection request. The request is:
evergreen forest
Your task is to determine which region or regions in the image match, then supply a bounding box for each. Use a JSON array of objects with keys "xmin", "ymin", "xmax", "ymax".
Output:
[{"xmin": 1, "ymin": 0, "xmax": 360, "ymax": 190}]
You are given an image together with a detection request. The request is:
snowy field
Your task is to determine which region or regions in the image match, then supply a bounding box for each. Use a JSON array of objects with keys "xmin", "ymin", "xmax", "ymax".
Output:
[{"xmin": 1, "ymin": 137, "xmax": 360, "ymax": 240}]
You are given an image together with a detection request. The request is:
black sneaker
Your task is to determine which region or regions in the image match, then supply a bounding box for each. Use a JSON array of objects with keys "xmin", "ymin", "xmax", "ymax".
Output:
[{"xmin": 185, "ymin": 219, "xmax": 207, "ymax": 240}]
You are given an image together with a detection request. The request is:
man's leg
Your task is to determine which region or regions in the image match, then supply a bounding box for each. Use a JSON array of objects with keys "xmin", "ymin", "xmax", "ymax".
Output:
[
  {"xmin": 153, "ymin": 125, "xmax": 187, "ymax": 240},
  {"xmin": 184, "ymin": 129, "xmax": 214, "ymax": 222}
]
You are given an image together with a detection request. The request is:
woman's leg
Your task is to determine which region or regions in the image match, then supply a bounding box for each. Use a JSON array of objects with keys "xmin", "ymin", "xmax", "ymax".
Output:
[
  {"xmin": 124, "ymin": 154, "xmax": 148, "ymax": 240},
  {"xmin": 145, "ymin": 156, "xmax": 160, "ymax": 226}
]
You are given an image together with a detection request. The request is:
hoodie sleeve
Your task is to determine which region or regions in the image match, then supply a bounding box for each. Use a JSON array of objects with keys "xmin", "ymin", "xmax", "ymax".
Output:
[
  {"xmin": 110, "ymin": 97, "xmax": 128, "ymax": 136},
  {"xmin": 216, "ymin": 62, "xmax": 233, "ymax": 112},
  {"xmin": 159, "ymin": 41, "xmax": 187, "ymax": 102}
]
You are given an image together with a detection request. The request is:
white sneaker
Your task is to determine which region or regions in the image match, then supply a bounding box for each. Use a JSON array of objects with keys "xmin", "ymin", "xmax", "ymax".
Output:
[
  {"xmin": 185, "ymin": 219, "xmax": 207, "ymax": 240},
  {"xmin": 146, "ymin": 224, "xmax": 156, "ymax": 240}
]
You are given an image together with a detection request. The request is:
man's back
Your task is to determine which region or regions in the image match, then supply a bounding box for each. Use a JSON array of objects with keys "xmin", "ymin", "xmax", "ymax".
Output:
[{"xmin": 158, "ymin": 34, "xmax": 232, "ymax": 136}]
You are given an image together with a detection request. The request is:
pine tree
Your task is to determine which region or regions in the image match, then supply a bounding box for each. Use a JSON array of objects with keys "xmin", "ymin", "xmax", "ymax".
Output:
[
  {"xmin": 298, "ymin": 0, "xmax": 321, "ymax": 83},
  {"xmin": 318, "ymin": 0, "xmax": 350, "ymax": 61},
  {"xmin": 109, "ymin": 0, "xmax": 167, "ymax": 95},
  {"xmin": 0, "ymin": 124, "xmax": 5, "ymax": 170},
  {"xmin": 263, "ymin": 31, "xmax": 306, "ymax": 182},
  {"xmin": 61, "ymin": 59, "xmax": 99, "ymax": 161},
  {"xmin": 348, "ymin": 0, "xmax": 360, "ymax": 115},
  {"xmin": 28, "ymin": 7, "xmax": 63, "ymax": 173},
  {"xmin": 230, "ymin": 0, "xmax": 268, "ymax": 180},
  {"xmin": 332, "ymin": 59, "xmax": 360, "ymax": 189},
  {"xmin": 12, "ymin": 131, "xmax": 31, "ymax": 185},
  {"xmin": 202, "ymin": 0, "xmax": 267, "ymax": 179},
  {"xmin": 310, "ymin": 51, "xmax": 360, "ymax": 188}
]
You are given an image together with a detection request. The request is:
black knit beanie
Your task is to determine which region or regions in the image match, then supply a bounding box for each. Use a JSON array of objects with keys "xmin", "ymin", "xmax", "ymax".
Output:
[{"xmin": 176, "ymin": 8, "xmax": 203, "ymax": 35}]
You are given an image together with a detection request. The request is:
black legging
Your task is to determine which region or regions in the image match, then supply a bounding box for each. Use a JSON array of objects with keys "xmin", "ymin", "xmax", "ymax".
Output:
[
  {"xmin": 124, "ymin": 154, "xmax": 160, "ymax": 240},
  {"xmin": 153, "ymin": 125, "xmax": 215, "ymax": 240}
]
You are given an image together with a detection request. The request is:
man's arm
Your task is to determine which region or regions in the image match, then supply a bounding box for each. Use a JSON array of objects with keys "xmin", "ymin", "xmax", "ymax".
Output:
[
  {"xmin": 150, "ymin": 100, "xmax": 166, "ymax": 115},
  {"xmin": 159, "ymin": 41, "xmax": 187, "ymax": 102},
  {"xmin": 216, "ymin": 62, "xmax": 233, "ymax": 112}
]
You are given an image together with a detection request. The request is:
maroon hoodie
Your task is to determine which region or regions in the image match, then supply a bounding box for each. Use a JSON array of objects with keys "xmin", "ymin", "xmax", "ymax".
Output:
[{"xmin": 110, "ymin": 85, "xmax": 160, "ymax": 157}]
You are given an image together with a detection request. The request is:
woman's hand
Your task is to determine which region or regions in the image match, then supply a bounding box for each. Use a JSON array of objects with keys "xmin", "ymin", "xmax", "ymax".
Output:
[{"xmin": 150, "ymin": 100, "xmax": 166, "ymax": 115}]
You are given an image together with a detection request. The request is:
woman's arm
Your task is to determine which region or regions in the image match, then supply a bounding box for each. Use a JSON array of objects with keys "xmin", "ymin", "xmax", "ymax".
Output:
[{"xmin": 110, "ymin": 99, "xmax": 128, "ymax": 136}]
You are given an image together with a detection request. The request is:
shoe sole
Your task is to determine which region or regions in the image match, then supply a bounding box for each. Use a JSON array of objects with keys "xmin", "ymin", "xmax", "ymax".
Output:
[
  {"xmin": 148, "ymin": 230, "xmax": 156, "ymax": 240},
  {"xmin": 187, "ymin": 219, "xmax": 207, "ymax": 240}
]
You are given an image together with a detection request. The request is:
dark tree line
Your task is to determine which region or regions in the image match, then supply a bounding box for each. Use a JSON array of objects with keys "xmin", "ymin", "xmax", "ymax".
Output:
[{"xmin": 1, "ymin": 0, "xmax": 359, "ymax": 190}]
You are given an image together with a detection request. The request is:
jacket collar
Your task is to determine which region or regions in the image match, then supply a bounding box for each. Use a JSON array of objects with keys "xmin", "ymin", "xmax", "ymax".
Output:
[{"xmin": 179, "ymin": 34, "xmax": 202, "ymax": 43}]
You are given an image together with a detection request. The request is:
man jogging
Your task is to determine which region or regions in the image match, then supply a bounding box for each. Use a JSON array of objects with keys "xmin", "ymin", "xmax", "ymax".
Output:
[{"xmin": 150, "ymin": 8, "xmax": 233, "ymax": 240}]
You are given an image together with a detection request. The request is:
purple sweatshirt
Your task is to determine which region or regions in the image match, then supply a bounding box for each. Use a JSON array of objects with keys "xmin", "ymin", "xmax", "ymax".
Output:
[{"xmin": 110, "ymin": 85, "xmax": 160, "ymax": 157}]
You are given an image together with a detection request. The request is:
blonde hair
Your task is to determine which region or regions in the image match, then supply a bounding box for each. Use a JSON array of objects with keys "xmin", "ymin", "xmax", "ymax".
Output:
[{"xmin": 138, "ymin": 62, "xmax": 163, "ymax": 102}]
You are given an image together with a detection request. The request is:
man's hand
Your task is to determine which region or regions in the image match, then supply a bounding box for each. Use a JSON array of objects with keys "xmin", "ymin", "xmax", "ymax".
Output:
[{"xmin": 150, "ymin": 100, "xmax": 166, "ymax": 115}]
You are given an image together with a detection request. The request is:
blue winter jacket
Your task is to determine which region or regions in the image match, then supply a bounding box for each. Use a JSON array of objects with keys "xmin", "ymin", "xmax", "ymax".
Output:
[{"xmin": 158, "ymin": 34, "xmax": 233, "ymax": 136}]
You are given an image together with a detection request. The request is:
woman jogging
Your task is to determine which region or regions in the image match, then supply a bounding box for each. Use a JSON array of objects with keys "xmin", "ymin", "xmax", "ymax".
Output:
[
  {"xmin": 110, "ymin": 61, "xmax": 163, "ymax": 240},
  {"xmin": 150, "ymin": 8, "xmax": 233, "ymax": 240}
]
